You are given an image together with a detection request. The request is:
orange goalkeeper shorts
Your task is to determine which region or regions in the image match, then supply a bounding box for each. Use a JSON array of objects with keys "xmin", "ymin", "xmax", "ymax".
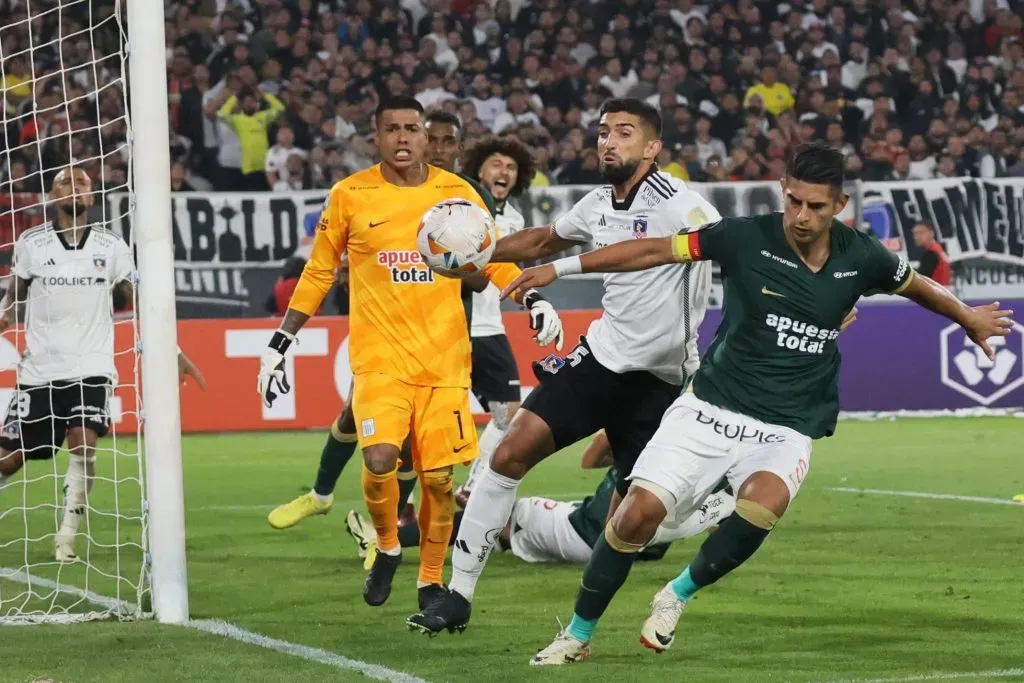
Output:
[{"xmin": 351, "ymin": 372, "xmax": 478, "ymax": 471}]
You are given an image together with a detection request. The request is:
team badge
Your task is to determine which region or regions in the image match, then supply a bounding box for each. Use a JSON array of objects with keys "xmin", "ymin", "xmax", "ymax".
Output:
[
  {"xmin": 92, "ymin": 254, "xmax": 107, "ymax": 271},
  {"xmin": 632, "ymin": 216, "xmax": 648, "ymax": 239},
  {"xmin": 533, "ymin": 354, "xmax": 565, "ymax": 378},
  {"xmin": 1, "ymin": 420, "xmax": 20, "ymax": 440}
]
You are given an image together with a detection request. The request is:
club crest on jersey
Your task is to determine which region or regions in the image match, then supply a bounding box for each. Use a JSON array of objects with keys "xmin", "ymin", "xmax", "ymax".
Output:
[
  {"xmin": 1, "ymin": 420, "xmax": 20, "ymax": 440},
  {"xmin": 632, "ymin": 217, "xmax": 649, "ymax": 239},
  {"xmin": 92, "ymin": 254, "xmax": 106, "ymax": 271},
  {"xmin": 535, "ymin": 354, "xmax": 565, "ymax": 375}
]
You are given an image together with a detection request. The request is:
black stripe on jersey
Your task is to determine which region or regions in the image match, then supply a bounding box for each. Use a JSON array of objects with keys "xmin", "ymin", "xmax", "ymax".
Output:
[
  {"xmin": 645, "ymin": 173, "xmax": 677, "ymax": 200},
  {"xmin": 680, "ymin": 262, "xmax": 693, "ymax": 384}
]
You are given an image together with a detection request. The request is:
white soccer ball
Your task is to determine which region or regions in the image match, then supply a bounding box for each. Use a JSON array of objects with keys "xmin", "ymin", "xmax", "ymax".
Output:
[{"xmin": 416, "ymin": 198, "xmax": 497, "ymax": 279}]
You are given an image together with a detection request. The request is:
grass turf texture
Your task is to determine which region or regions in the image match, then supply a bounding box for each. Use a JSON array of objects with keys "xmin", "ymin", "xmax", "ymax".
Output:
[{"xmin": 2, "ymin": 418, "xmax": 1022, "ymax": 682}]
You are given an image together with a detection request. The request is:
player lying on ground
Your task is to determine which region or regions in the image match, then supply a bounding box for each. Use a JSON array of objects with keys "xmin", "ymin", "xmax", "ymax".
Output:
[
  {"xmin": 346, "ymin": 429, "xmax": 736, "ymax": 566},
  {"xmin": 500, "ymin": 141, "xmax": 1014, "ymax": 665},
  {"xmin": 409, "ymin": 97, "xmax": 724, "ymax": 635},
  {"xmin": 256, "ymin": 96, "xmax": 563, "ymax": 612},
  {"xmin": 0, "ymin": 167, "xmax": 205, "ymax": 563},
  {"xmin": 265, "ymin": 121, "xmax": 546, "ymax": 536}
]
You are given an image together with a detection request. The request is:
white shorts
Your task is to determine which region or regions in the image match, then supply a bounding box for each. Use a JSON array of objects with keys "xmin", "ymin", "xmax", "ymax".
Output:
[
  {"xmin": 508, "ymin": 497, "xmax": 593, "ymax": 564},
  {"xmin": 629, "ymin": 392, "xmax": 812, "ymax": 524}
]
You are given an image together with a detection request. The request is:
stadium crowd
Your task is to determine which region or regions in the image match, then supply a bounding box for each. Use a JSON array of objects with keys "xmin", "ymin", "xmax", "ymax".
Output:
[{"xmin": 1, "ymin": 0, "xmax": 1024, "ymax": 200}]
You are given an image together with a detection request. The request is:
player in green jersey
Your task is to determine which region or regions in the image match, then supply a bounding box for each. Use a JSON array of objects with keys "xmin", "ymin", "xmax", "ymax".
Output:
[
  {"xmin": 344, "ymin": 431, "xmax": 735, "ymax": 565},
  {"xmin": 502, "ymin": 141, "xmax": 1014, "ymax": 665}
]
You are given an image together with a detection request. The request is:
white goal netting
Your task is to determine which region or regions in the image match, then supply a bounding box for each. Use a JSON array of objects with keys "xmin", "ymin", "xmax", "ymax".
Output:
[{"xmin": 0, "ymin": 0, "xmax": 147, "ymax": 623}]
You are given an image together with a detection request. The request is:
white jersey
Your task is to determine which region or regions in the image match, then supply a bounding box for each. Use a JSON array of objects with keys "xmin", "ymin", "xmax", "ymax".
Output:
[
  {"xmin": 471, "ymin": 202, "xmax": 526, "ymax": 338},
  {"xmin": 11, "ymin": 224, "xmax": 134, "ymax": 385},
  {"xmin": 553, "ymin": 170, "xmax": 720, "ymax": 384}
]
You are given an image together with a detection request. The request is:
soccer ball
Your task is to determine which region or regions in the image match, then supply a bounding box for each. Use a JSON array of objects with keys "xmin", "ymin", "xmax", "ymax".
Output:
[{"xmin": 416, "ymin": 198, "xmax": 497, "ymax": 279}]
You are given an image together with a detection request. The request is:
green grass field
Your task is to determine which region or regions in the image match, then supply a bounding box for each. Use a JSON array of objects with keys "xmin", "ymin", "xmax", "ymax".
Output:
[{"xmin": 2, "ymin": 418, "xmax": 1023, "ymax": 683}]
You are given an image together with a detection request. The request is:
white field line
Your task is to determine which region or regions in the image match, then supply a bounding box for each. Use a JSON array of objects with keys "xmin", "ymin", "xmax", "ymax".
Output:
[
  {"xmin": 0, "ymin": 568, "xmax": 428, "ymax": 683},
  {"xmin": 828, "ymin": 487, "xmax": 1023, "ymax": 507},
  {"xmin": 816, "ymin": 669, "xmax": 1024, "ymax": 682}
]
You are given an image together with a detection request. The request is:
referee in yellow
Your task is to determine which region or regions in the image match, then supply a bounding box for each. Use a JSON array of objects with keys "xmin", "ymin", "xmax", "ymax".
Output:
[{"xmin": 218, "ymin": 84, "xmax": 285, "ymax": 191}]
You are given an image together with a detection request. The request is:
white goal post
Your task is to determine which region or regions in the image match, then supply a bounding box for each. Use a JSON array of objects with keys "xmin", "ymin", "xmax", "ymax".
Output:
[
  {"xmin": 126, "ymin": 0, "xmax": 189, "ymax": 624},
  {"xmin": 0, "ymin": 0, "xmax": 187, "ymax": 624}
]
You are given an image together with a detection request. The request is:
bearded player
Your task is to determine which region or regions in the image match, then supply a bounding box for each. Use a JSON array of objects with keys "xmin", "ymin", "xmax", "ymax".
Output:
[
  {"xmin": 256, "ymin": 96, "xmax": 564, "ymax": 611},
  {"xmin": 0, "ymin": 167, "xmax": 204, "ymax": 563},
  {"xmin": 502, "ymin": 142, "xmax": 1013, "ymax": 664}
]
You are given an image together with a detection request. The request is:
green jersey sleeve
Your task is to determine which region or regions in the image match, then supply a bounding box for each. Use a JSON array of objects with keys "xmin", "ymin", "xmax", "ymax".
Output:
[
  {"xmin": 860, "ymin": 232, "xmax": 915, "ymax": 295},
  {"xmin": 460, "ymin": 175, "xmax": 498, "ymax": 217},
  {"xmin": 671, "ymin": 216, "xmax": 751, "ymax": 273}
]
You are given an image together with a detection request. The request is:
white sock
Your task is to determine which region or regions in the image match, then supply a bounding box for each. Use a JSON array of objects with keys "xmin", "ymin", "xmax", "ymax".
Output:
[
  {"xmin": 464, "ymin": 421, "xmax": 504, "ymax": 492},
  {"xmin": 380, "ymin": 544, "xmax": 401, "ymax": 557},
  {"xmin": 650, "ymin": 491, "xmax": 737, "ymax": 546},
  {"xmin": 57, "ymin": 454, "xmax": 95, "ymax": 542},
  {"xmin": 310, "ymin": 489, "xmax": 331, "ymax": 504},
  {"xmin": 449, "ymin": 466, "xmax": 520, "ymax": 601}
]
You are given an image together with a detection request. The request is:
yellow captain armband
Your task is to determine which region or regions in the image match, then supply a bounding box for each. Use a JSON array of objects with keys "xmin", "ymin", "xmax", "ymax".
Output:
[{"xmin": 671, "ymin": 232, "xmax": 703, "ymax": 263}]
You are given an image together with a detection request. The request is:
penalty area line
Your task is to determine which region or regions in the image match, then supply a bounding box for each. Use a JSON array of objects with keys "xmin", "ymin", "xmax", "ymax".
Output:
[
  {"xmin": 0, "ymin": 568, "xmax": 428, "ymax": 683},
  {"xmin": 827, "ymin": 487, "xmax": 1022, "ymax": 507},
  {"xmin": 817, "ymin": 668, "xmax": 1024, "ymax": 682}
]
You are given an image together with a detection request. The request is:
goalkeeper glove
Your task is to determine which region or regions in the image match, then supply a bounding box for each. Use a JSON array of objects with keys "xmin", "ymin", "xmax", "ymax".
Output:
[
  {"xmin": 523, "ymin": 289, "xmax": 564, "ymax": 351},
  {"xmin": 258, "ymin": 330, "xmax": 294, "ymax": 408}
]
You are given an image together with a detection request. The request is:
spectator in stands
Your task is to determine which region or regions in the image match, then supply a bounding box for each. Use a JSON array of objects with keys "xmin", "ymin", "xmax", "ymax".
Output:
[
  {"xmin": 265, "ymin": 256, "xmax": 308, "ymax": 317},
  {"xmin": 912, "ymin": 221, "xmax": 951, "ymax": 288},
  {"xmin": 265, "ymin": 126, "xmax": 307, "ymax": 189},
  {"xmin": 218, "ymin": 85, "xmax": 285, "ymax": 191}
]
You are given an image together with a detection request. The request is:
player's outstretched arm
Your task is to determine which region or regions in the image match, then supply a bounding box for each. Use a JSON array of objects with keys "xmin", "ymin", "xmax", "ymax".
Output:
[
  {"xmin": 483, "ymin": 261, "xmax": 565, "ymax": 350},
  {"xmin": 491, "ymin": 225, "xmax": 580, "ymax": 263},
  {"xmin": 899, "ymin": 273, "xmax": 1014, "ymax": 360},
  {"xmin": 500, "ymin": 236, "xmax": 678, "ymax": 301}
]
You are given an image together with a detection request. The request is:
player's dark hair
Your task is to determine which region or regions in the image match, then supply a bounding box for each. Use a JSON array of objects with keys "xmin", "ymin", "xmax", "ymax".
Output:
[
  {"xmin": 425, "ymin": 110, "xmax": 462, "ymax": 132},
  {"xmin": 599, "ymin": 98, "xmax": 662, "ymax": 138},
  {"xmin": 374, "ymin": 96, "xmax": 424, "ymax": 124},
  {"xmin": 461, "ymin": 136, "xmax": 536, "ymax": 197},
  {"xmin": 785, "ymin": 142, "xmax": 845, "ymax": 194}
]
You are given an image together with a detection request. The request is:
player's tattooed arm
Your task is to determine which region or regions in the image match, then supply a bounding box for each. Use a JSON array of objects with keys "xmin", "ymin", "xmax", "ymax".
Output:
[
  {"xmin": 490, "ymin": 226, "xmax": 580, "ymax": 262},
  {"xmin": 279, "ymin": 308, "xmax": 310, "ymax": 337},
  {"xmin": 899, "ymin": 273, "xmax": 1014, "ymax": 361}
]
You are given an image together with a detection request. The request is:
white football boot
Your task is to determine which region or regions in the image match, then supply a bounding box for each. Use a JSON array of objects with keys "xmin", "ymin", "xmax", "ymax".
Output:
[
  {"xmin": 529, "ymin": 628, "xmax": 591, "ymax": 666},
  {"xmin": 640, "ymin": 583, "xmax": 687, "ymax": 653}
]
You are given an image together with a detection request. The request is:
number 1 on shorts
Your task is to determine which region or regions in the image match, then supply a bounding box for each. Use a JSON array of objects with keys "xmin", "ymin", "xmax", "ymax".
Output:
[{"xmin": 453, "ymin": 410, "xmax": 465, "ymax": 440}]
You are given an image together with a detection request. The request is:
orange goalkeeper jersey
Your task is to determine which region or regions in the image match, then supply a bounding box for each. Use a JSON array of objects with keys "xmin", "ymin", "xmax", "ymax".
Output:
[{"xmin": 289, "ymin": 164, "xmax": 522, "ymax": 388}]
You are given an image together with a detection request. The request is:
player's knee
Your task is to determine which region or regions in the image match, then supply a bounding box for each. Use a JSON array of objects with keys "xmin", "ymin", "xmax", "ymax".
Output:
[
  {"xmin": 0, "ymin": 448, "xmax": 23, "ymax": 475},
  {"xmin": 363, "ymin": 445, "xmax": 399, "ymax": 475},
  {"xmin": 66, "ymin": 427, "xmax": 98, "ymax": 454},
  {"xmin": 420, "ymin": 468, "xmax": 453, "ymax": 496},
  {"xmin": 736, "ymin": 471, "xmax": 791, "ymax": 520},
  {"xmin": 611, "ymin": 482, "xmax": 672, "ymax": 546}
]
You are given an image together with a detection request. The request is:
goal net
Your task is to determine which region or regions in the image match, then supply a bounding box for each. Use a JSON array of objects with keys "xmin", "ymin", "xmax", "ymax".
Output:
[{"xmin": 0, "ymin": 0, "xmax": 147, "ymax": 623}]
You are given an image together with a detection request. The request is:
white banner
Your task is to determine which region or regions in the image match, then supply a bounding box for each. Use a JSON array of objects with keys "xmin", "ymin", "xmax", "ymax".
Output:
[{"xmin": 860, "ymin": 177, "xmax": 1024, "ymax": 266}]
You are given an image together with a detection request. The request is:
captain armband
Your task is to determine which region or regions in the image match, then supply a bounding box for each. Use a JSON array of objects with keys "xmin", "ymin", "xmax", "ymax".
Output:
[{"xmin": 670, "ymin": 232, "xmax": 703, "ymax": 264}]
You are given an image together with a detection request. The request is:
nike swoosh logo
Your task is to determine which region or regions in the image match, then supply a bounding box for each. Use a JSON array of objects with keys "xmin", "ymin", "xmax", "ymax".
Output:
[
  {"xmin": 655, "ymin": 632, "xmax": 673, "ymax": 646},
  {"xmin": 453, "ymin": 444, "xmax": 470, "ymax": 453},
  {"xmin": 761, "ymin": 285, "xmax": 787, "ymax": 298},
  {"xmin": 369, "ymin": 220, "xmax": 389, "ymax": 228}
]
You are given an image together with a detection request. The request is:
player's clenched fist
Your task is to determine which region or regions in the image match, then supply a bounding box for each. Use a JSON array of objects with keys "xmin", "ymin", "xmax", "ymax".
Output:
[{"xmin": 258, "ymin": 331, "xmax": 293, "ymax": 407}]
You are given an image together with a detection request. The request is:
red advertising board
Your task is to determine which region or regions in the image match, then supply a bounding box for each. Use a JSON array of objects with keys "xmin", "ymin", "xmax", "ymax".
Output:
[{"xmin": 0, "ymin": 311, "xmax": 601, "ymax": 433}]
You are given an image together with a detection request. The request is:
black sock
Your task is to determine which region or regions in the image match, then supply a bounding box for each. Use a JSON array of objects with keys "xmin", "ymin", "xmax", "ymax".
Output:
[
  {"xmin": 572, "ymin": 533, "xmax": 637, "ymax": 622},
  {"xmin": 396, "ymin": 450, "xmax": 417, "ymax": 510},
  {"xmin": 687, "ymin": 511, "xmax": 771, "ymax": 588},
  {"xmin": 398, "ymin": 510, "xmax": 463, "ymax": 548},
  {"xmin": 312, "ymin": 431, "xmax": 357, "ymax": 496}
]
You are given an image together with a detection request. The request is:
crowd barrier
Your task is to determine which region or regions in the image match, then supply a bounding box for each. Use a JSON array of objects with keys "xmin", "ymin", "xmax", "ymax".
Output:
[{"xmin": 2, "ymin": 302, "xmax": 1018, "ymax": 435}]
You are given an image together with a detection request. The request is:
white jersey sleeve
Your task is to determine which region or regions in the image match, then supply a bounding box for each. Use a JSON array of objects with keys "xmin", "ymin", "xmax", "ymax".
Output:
[
  {"xmin": 471, "ymin": 202, "xmax": 526, "ymax": 338},
  {"xmin": 12, "ymin": 229, "xmax": 36, "ymax": 280},
  {"xmin": 552, "ymin": 189, "xmax": 601, "ymax": 242},
  {"xmin": 110, "ymin": 234, "xmax": 135, "ymax": 284}
]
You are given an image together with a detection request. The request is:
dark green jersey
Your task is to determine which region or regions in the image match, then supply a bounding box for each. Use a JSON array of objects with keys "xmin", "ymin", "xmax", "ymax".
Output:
[{"xmin": 678, "ymin": 213, "xmax": 914, "ymax": 439}]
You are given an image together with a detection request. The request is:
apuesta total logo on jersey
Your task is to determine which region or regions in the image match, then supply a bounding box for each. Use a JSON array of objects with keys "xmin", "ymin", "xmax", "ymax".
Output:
[
  {"xmin": 377, "ymin": 250, "xmax": 435, "ymax": 283},
  {"xmin": 765, "ymin": 313, "xmax": 839, "ymax": 354}
]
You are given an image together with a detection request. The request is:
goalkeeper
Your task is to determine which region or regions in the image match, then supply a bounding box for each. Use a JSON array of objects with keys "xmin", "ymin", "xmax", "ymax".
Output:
[
  {"xmin": 257, "ymin": 96, "xmax": 564, "ymax": 613},
  {"xmin": 0, "ymin": 167, "xmax": 205, "ymax": 563}
]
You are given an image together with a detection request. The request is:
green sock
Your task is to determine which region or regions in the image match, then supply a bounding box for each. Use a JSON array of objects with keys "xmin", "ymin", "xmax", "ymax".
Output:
[
  {"xmin": 312, "ymin": 431, "xmax": 357, "ymax": 496},
  {"xmin": 572, "ymin": 533, "xmax": 637, "ymax": 624}
]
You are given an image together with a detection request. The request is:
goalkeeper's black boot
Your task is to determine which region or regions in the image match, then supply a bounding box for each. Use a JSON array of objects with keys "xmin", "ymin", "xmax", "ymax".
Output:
[
  {"xmin": 417, "ymin": 583, "xmax": 446, "ymax": 611},
  {"xmin": 363, "ymin": 551, "xmax": 401, "ymax": 606},
  {"xmin": 406, "ymin": 587, "xmax": 471, "ymax": 636}
]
